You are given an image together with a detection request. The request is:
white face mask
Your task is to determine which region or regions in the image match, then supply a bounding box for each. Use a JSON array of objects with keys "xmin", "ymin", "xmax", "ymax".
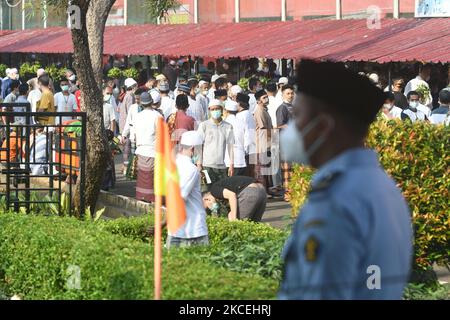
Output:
[
  {"xmin": 409, "ymin": 101, "xmax": 419, "ymax": 110},
  {"xmin": 383, "ymin": 103, "xmax": 393, "ymax": 111},
  {"xmin": 280, "ymin": 117, "xmax": 330, "ymax": 166},
  {"xmin": 68, "ymin": 75, "xmax": 76, "ymax": 82}
]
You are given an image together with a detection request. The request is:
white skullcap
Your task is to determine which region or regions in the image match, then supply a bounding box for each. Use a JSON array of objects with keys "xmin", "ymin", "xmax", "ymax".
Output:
[
  {"xmin": 37, "ymin": 68, "xmax": 46, "ymax": 77},
  {"xmin": 180, "ymin": 131, "xmax": 203, "ymax": 147},
  {"xmin": 150, "ymin": 90, "xmax": 161, "ymax": 104},
  {"xmin": 10, "ymin": 68, "xmax": 18, "ymax": 74},
  {"xmin": 208, "ymin": 99, "xmax": 224, "ymax": 108},
  {"xmin": 225, "ymin": 100, "xmax": 238, "ymax": 112},
  {"xmin": 199, "ymin": 80, "xmax": 209, "ymax": 87},
  {"xmin": 230, "ymin": 85, "xmax": 243, "ymax": 96},
  {"xmin": 169, "ymin": 60, "xmax": 176, "ymax": 66},
  {"xmin": 124, "ymin": 78, "xmax": 137, "ymax": 88},
  {"xmin": 155, "ymin": 74, "xmax": 166, "ymax": 81},
  {"xmin": 277, "ymin": 77, "xmax": 289, "ymax": 85},
  {"xmin": 211, "ymin": 74, "xmax": 220, "ymax": 83},
  {"xmin": 368, "ymin": 73, "xmax": 379, "ymax": 84}
]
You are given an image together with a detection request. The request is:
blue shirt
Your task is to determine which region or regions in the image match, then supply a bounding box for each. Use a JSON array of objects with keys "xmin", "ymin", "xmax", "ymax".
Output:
[{"xmin": 279, "ymin": 148, "xmax": 412, "ymax": 300}]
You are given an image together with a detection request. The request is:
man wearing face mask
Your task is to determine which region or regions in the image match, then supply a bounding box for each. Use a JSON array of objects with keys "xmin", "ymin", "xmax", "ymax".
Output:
[
  {"xmin": 197, "ymin": 99, "xmax": 235, "ymax": 186},
  {"xmin": 279, "ymin": 59, "xmax": 412, "ymax": 300},
  {"xmin": 54, "ymin": 80, "xmax": 77, "ymax": 124},
  {"xmin": 401, "ymin": 91, "xmax": 428, "ymax": 122},
  {"xmin": 102, "ymin": 85, "xmax": 116, "ymax": 132},
  {"xmin": 381, "ymin": 92, "xmax": 402, "ymax": 120},
  {"xmin": 168, "ymin": 131, "xmax": 209, "ymax": 249},
  {"xmin": 404, "ymin": 64, "xmax": 433, "ymax": 107}
]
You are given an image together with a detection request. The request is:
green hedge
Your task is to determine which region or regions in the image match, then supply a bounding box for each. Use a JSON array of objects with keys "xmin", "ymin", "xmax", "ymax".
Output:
[
  {"xmin": 99, "ymin": 215, "xmax": 288, "ymax": 280},
  {"xmin": 0, "ymin": 213, "xmax": 278, "ymax": 300},
  {"xmin": 288, "ymin": 120, "xmax": 450, "ymax": 273}
]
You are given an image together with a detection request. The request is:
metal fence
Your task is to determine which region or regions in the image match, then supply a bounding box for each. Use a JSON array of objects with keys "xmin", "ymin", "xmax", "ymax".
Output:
[{"xmin": 0, "ymin": 103, "xmax": 86, "ymax": 216}]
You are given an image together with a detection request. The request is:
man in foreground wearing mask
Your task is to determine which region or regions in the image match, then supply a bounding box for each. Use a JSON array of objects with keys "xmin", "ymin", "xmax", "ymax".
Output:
[
  {"xmin": 197, "ymin": 99, "xmax": 234, "ymax": 186},
  {"xmin": 278, "ymin": 59, "xmax": 412, "ymax": 300},
  {"xmin": 401, "ymin": 91, "xmax": 428, "ymax": 122},
  {"xmin": 168, "ymin": 131, "xmax": 209, "ymax": 249}
]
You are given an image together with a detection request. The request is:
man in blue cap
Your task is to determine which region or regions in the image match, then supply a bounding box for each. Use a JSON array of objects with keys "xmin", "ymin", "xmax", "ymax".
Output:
[{"xmin": 278, "ymin": 59, "xmax": 412, "ymax": 300}]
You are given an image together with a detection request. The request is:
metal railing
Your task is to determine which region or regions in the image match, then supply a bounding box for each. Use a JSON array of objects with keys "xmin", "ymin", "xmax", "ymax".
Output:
[{"xmin": 0, "ymin": 103, "xmax": 86, "ymax": 216}]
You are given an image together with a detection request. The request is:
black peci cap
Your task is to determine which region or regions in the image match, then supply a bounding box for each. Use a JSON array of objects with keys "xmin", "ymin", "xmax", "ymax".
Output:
[
  {"xmin": 254, "ymin": 89, "xmax": 267, "ymax": 101},
  {"xmin": 296, "ymin": 59, "xmax": 385, "ymax": 125},
  {"xmin": 236, "ymin": 93, "xmax": 250, "ymax": 105}
]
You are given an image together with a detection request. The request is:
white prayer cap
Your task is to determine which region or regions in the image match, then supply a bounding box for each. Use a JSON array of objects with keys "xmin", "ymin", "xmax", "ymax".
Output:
[
  {"xmin": 124, "ymin": 78, "xmax": 137, "ymax": 88},
  {"xmin": 180, "ymin": 131, "xmax": 203, "ymax": 147},
  {"xmin": 208, "ymin": 99, "xmax": 224, "ymax": 108},
  {"xmin": 230, "ymin": 85, "xmax": 243, "ymax": 96},
  {"xmin": 199, "ymin": 80, "xmax": 209, "ymax": 87},
  {"xmin": 211, "ymin": 74, "xmax": 220, "ymax": 83},
  {"xmin": 169, "ymin": 60, "xmax": 176, "ymax": 66},
  {"xmin": 368, "ymin": 73, "xmax": 379, "ymax": 84},
  {"xmin": 155, "ymin": 74, "xmax": 167, "ymax": 81},
  {"xmin": 277, "ymin": 77, "xmax": 289, "ymax": 85},
  {"xmin": 150, "ymin": 90, "xmax": 161, "ymax": 104},
  {"xmin": 37, "ymin": 68, "xmax": 46, "ymax": 77},
  {"xmin": 10, "ymin": 68, "xmax": 18, "ymax": 75},
  {"xmin": 225, "ymin": 100, "xmax": 238, "ymax": 112}
]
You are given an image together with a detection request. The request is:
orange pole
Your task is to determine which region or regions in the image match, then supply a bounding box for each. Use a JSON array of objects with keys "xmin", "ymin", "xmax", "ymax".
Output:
[{"xmin": 154, "ymin": 194, "xmax": 162, "ymax": 300}]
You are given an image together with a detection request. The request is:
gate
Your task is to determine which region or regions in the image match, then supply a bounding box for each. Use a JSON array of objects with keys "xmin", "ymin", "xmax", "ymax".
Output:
[{"xmin": 0, "ymin": 102, "xmax": 86, "ymax": 216}]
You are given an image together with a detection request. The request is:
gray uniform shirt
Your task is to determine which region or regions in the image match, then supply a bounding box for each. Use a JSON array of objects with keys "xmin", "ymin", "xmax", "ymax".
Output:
[
  {"xmin": 197, "ymin": 119, "xmax": 234, "ymax": 169},
  {"xmin": 279, "ymin": 148, "xmax": 412, "ymax": 300}
]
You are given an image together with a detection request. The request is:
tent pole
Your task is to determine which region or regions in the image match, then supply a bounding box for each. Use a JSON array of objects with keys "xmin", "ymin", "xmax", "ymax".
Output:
[{"xmin": 388, "ymin": 63, "xmax": 392, "ymax": 93}]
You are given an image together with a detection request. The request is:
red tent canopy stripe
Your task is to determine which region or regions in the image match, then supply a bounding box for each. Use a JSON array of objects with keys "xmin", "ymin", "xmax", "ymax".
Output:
[{"xmin": 0, "ymin": 19, "xmax": 448, "ymax": 63}]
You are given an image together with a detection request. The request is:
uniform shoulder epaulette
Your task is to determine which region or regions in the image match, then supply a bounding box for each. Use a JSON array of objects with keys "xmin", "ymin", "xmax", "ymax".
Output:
[{"xmin": 310, "ymin": 172, "xmax": 341, "ymax": 193}]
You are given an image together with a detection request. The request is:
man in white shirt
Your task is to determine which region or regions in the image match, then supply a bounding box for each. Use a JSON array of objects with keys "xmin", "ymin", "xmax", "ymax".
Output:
[
  {"xmin": 381, "ymin": 92, "xmax": 402, "ymax": 120},
  {"xmin": 235, "ymin": 93, "xmax": 256, "ymax": 178},
  {"xmin": 404, "ymin": 64, "xmax": 433, "ymax": 107},
  {"xmin": 158, "ymin": 81, "xmax": 176, "ymax": 120},
  {"xmin": 27, "ymin": 78, "xmax": 42, "ymax": 113},
  {"xmin": 247, "ymin": 77, "xmax": 261, "ymax": 114},
  {"xmin": 224, "ymin": 100, "xmax": 248, "ymax": 177},
  {"xmin": 266, "ymin": 82, "xmax": 280, "ymax": 128},
  {"xmin": 121, "ymin": 88, "xmax": 145, "ymax": 147},
  {"xmin": 54, "ymin": 80, "xmax": 77, "ymax": 124},
  {"xmin": 197, "ymin": 80, "xmax": 210, "ymax": 116},
  {"xmin": 429, "ymin": 88, "xmax": 450, "ymax": 125},
  {"xmin": 275, "ymin": 77, "xmax": 288, "ymax": 107},
  {"xmin": 167, "ymin": 131, "xmax": 209, "ymax": 249},
  {"xmin": 401, "ymin": 91, "xmax": 428, "ymax": 122},
  {"xmin": 178, "ymin": 82, "xmax": 205, "ymax": 125},
  {"xmin": 102, "ymin": 85, "xmax": 116, "ymax": 132},
  {"xmin": 134, "ymin": 92, "xmax": 163, "ymax": 203}
]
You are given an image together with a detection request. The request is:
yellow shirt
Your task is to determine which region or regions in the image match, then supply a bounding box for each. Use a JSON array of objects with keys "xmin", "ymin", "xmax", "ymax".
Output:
[{"xmin": 36, "ymin": 89, "xmax": 55, "ymax": 125}]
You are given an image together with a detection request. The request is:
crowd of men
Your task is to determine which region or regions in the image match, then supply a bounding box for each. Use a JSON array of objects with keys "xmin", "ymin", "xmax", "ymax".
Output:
[{"xmin": 0, "ymin": 59, "xmax": 449, "ymax": 228}]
